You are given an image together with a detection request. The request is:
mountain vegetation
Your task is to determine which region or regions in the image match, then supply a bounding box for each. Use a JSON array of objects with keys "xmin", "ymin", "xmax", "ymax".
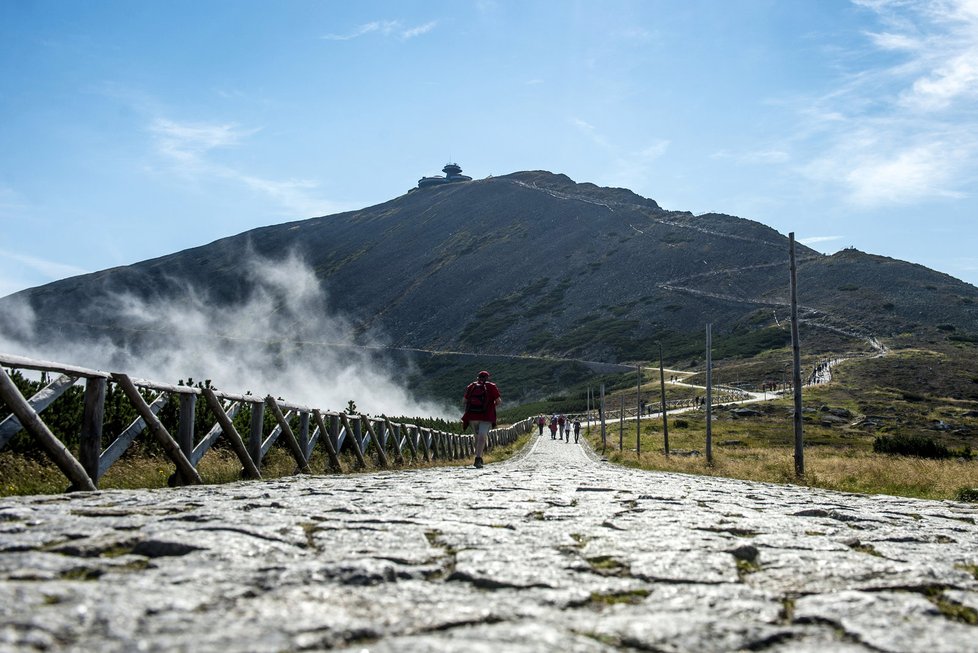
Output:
[
  {"xmin": 4, "ymin": 170, "xmax": 976, "ymax": 405},
  {"xmin": 2, "ymin": 169, "xmax": 977, "ymax": 498}
]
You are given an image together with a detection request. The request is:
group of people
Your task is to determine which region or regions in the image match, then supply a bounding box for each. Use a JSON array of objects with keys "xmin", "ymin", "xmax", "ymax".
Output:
[{"xmin": 536, "ymin": 413, "xmax": 581, "ymax": 443}]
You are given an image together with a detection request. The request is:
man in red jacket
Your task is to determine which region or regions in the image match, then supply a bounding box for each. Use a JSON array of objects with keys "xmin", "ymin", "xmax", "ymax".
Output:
[{"xmin": 462, "ymin": 370, "xmax": 501, "ymax": 469}]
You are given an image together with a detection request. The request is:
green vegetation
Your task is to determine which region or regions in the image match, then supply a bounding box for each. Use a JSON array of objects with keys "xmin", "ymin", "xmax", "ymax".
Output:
[{"xmin": 580, "ymin": 340, "xmax": 978, "ymax": 501}]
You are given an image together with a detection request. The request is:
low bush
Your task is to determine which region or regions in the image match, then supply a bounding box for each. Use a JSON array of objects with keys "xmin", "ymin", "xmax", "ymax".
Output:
[
  {"xmin": 956, "ymin": 487, "xmax": 978, "ymax": 503},
  {"xmin": 873, "ymin": 434, "xmax": 951, "ymax": 459}
]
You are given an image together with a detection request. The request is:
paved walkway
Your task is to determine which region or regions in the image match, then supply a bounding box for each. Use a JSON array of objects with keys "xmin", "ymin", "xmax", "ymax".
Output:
[{"xmin": 1, "ymin": 435, "xmax": 977, "ymax": 652}]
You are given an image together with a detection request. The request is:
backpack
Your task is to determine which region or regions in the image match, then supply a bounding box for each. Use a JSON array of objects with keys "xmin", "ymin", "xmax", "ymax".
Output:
[{"xmin": 465, "ymin": 382, "xmax": 490, "ymax": 414}]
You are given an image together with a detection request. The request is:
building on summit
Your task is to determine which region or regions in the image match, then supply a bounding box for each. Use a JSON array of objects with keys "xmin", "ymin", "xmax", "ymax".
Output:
[{"xmin": 415, "ymin": 163, "xmax": 473, "ymax": 190}]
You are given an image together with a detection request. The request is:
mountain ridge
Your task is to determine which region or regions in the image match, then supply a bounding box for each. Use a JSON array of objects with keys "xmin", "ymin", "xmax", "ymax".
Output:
[{"xmin": 3, "ymin": 170, "xmax": 976, "ymax": 373}]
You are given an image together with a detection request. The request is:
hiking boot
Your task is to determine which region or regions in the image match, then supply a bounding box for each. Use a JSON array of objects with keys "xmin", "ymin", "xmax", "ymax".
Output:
[{"xmin": 474, "ymin": 456, "xmax": 483, "ymax": 468}]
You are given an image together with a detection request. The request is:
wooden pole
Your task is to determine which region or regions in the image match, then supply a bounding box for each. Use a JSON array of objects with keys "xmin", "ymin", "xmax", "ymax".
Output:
[
  {"xmin": 706, "ymin": 324, "xmax": 713, "ymax": 465},
  {"xmin": 658, "ymin": 342, "xmax": 669, "ymax": 456},
  {"xmin": 0, "ymin": 366, "xmax": 96, "ymax": 491},
  {"xmin": 635, "ymin": 365, "xmax": 642, "ymax": 457},
  {"xmin": 599, "ymin": 383, "xmax": 606, "ymax": 452},
  {"xmin": 201, "ymin": 388, "xmax": 261, "ymax": 479},
  {"xmin": 789, "ymin": 232, "xmax": 805, "ymax": 477},
  {"xmin": 312, "ymin": 410, "xmax": 344, "ymax": 472},
  {"xmin": 264, "ymin": 396, "xmax": 311, "ymax": 473},
  {"xmin": 619, "ymin": 395, "xmax": 624, "ymax": 452},
  {"xmin": 79, "ymin": 377, "xmax": 106, "ymax": 483},
  {"xmin": 112, "ymin": 373, "xmax": 202, "ymax": 485},
  {"xmin": 248, "ymin": 400, "xmax": 264, "ymax": 469}
]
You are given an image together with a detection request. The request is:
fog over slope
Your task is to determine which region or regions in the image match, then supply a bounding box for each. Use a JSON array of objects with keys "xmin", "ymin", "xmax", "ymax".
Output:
[{"xmin": 0, "ymin": 251, "xmax": 455, "ymax": 418}]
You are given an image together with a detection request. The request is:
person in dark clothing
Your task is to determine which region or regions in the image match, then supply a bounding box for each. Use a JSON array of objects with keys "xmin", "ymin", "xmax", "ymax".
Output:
[{"xmin": 461, "ymin": 370, "xmax": 501, "ymax": 469}]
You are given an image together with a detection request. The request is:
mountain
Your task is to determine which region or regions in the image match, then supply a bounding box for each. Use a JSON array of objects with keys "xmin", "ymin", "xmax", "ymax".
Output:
[{"xmin": 3, "ymin": 170, "xmax": 977, "ymax": 401}]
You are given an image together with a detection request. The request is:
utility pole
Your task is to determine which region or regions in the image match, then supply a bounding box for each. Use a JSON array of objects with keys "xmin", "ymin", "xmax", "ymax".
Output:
[
  {"xmin": 706, "ymin": 323, "xmax": 713, "ymax": 465},
  {"xmin": 789, "ymin": 232, "xmax": 805, "ymax": 477},
  {"xmin": 619, "ymin": 395, "xmax": 624, "ymax": 452},
  {"xmin": 600, "ymin": 384, "xmax": 606, "ymax": 453},
  {"xmin": 658, "ymin": 341, "xmax": 669, "ymax": 456},
  {"xmin": 635, "ymin": 365, "xmax": 642, "ymax": 457}
]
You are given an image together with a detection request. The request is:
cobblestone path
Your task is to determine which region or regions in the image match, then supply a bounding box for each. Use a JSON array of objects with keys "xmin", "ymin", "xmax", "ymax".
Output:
[{"xmin": 2, "ymin": 435, "xmax": 977, "ymax": 652}]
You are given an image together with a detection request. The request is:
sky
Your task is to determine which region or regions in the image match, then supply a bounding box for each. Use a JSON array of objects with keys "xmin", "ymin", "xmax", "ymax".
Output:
[{"xmin": 2, "ymin": 0, "xmax": 977, "ymax": 299}]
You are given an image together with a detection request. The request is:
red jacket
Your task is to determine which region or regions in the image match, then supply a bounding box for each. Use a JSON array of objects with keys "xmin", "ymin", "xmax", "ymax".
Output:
[{"xmin": 461, "ymin": 381, "xmax": 501, "ymax": 428}]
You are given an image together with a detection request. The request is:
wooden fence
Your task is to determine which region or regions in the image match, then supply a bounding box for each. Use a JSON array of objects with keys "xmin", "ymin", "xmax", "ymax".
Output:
[{"xmin": 0, "ymin": 353, "xmax": 532, "ymax": 493}]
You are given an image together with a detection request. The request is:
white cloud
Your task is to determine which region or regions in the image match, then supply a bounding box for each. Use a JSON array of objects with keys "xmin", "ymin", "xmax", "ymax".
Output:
[
  {"xmin": 150, "ymin": 117, "xmax": 353, "ymax": 218},
  {"xmin": 790, "ymin": 0, "xmax": 978, "ymax": 207},
  {"xmin": 322, "ymin": 20, "xmax": 437, "ymax": 41},
  {"xmin": 799, "ymin": 235, "xmax": 843, "ymax": 246},
  {"xmin": 0, "ymin": 248, "xmax": 89, "ymax": 281},
  {"xmin": 637, "ymin": 141, "xmax": 670, "ymax": 161},
  {"xmin": 151, "ymin": 118, "xmax": 255, "ymax": 164},
  {"xmin": 844, "ymin": 143, "xmax": 966, "ymax": 205}
]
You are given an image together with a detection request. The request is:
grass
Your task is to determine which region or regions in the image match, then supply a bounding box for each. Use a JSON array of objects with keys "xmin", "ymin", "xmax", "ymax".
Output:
[
  {"xmin": 0, "ymin": 427, "xmax": 535, "ymax": 496},
  {"xmin": 585, "ymin": 407, "xmax": 978, "ymax": 500}
]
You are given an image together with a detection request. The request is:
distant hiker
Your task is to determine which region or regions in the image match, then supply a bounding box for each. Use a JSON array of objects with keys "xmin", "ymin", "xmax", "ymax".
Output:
[
  {"xmin": 461, "ymin": 370, "xmax": 501, "ymax": 469},
  {"xmin": 536, "ymin": 414, "xmax": 546, "ymax": 436},
  {"xmin": 557, "ymin": 414, "xmax": 566, "ymax": 440},
  {"xmin": 549, "ymin": 417, "xmax": 558, "ymax": 439},
  {"xmin": 573, "ymin": 419, "xmax": 581, "ymax": 443}
]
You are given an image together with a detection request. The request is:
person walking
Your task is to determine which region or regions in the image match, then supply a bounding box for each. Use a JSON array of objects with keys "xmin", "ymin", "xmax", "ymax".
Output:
[
  {"xmin": 573, "ymin": 419, "xmax": 581, "ymax": 443},
  {"xmin": 557, "ymin": 414, "xmax": 566, "ymax": 441},
  {"xmin": 536, "ymin": 414, "xmax": 546, "ymax": 436},
  {"xmin": 549, "ymin": 417, "xmax": 558, "ymax": 439},
  {"xmin": 461, "ymin": 370, "xmax": 501, "ymax": 469}
]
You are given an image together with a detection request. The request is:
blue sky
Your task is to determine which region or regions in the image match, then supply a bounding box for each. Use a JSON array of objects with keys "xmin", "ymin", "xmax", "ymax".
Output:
[{"xmin": 2, "ymin": 0, "xmax": 977, "ymax": 297}]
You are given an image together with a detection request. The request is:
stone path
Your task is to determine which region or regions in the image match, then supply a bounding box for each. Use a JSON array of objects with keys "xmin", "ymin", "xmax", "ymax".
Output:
[{"xmin": 1, "ymin": 435, "xmax": 977, "ymax": 652}]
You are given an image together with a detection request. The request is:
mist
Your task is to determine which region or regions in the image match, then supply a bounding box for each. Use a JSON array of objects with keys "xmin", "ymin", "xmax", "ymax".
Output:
[{"xmin": 0, "ymin": 251, "xmax": 456, "ymax": 420}]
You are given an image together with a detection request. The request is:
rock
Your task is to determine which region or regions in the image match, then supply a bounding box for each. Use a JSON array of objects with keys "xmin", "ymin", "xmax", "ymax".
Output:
[
  {"xmin": 731, "ymin": 408, "xmax": 763, "ymax": 418},
  {"xmin": 0, "ymin": 435, "xmax": 975, "ymax": 652}
]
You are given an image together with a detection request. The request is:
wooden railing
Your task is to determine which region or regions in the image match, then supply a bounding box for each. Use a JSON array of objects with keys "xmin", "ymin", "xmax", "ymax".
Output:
[{"xmin": 0, "ymin": 353, "xmax": 532, "ymax": 493}]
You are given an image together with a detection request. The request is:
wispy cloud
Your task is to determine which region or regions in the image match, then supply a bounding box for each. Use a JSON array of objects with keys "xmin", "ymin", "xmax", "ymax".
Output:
[
  {"xmin": 323, "ymin": 20, "xmax": 437, "ymax": 41},
  {"xmin": 794, "ymin": 0, "xmax": 978, "ymax": 207},
  {"xmin": 570, "ymin": 117, "xmax": 611, "ymax": 149},
  {"xmin": 150, "ymin": 117, "xmax": 353, "ymax": 218},
  {"xmin": 151, "ymin": 118, "xmax": 255, "ymax": 164},
  {"xmin": 0, "ymin": 249, "xmax": 89, "ymax": 282},
  {"xmin": 711, "ymin": 149, "xmax": 790, "ymax": 165},
  {"xmin": 799, "ymin": 235, "xmax": 843, "ymax": 246}
]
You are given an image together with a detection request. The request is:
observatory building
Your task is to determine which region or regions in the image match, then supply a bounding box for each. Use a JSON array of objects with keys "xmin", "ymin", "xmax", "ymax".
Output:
[{"xmin": 416, "ymin": 163, "xmax": 473, "ymax": 190}]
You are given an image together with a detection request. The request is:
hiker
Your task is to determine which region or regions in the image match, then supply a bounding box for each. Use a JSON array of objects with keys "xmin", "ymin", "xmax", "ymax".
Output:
[
  {"xmin": 461, "ymin": 370, "xmax": 501, "ymax": 469},
  {"xmin": 557, "ymin": 414, "xmax": 566, "ymax": 440},
  {"xmin": 549, "ymin": 417, "xmax": 558, "ymax": 439},
  {"xmin": 536, "ymin": 414, "xmax": 546, "ymax": 436},
  {"xmin": 573, "ymin": 419, "xmax": 581, "ymax": 443}
]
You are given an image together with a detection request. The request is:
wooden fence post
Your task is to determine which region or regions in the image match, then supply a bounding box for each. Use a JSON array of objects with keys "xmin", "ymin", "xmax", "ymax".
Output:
[
  {"xmin": 111, "ymin": 373, "xmax": 202, "ymax": 485},
  {"xmin": 201, "ymin": 388, "xmax": 261, "ymax": 479},
  {"xmin": 264, "ymin": 396, "xmax": 310, "ymax": 474},
  {"xmin": 79, "ymin": 377, "xmax": 106, "ymax": 484},
  {"xmin": 0, "ymin": 366, "xmax": 96, "ymax": 491},
  {"xmin": 659, "ymin": 342, "xmax": 669, "ymax": 456},
  {"xmin": 249, "ymin": 400, "xmax": 265, "ymax": 469},
  {"xmin": 312, "ymin": 410, "xmax": 344, "ymax": 473}
]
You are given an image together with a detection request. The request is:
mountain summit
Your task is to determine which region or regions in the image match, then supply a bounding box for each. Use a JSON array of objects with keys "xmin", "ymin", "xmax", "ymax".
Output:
[{"xmin": 3, "ymin": 170, "xmax": 977, "ymax": 371}]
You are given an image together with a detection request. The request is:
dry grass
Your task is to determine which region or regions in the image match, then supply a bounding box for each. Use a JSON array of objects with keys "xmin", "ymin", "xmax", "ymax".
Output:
[
  {"xmin": 588, "ymin": 420, "xmax": 978, "ymax": 501},
  {"xmin": 0, "ymin": 430, "xmax": 535, "ymax": 497}
]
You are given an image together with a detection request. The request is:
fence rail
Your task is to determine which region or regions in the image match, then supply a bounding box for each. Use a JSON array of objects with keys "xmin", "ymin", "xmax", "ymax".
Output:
[{"xmin": 0, "ymin": 353, "xmax": 532, "ymax": 493}]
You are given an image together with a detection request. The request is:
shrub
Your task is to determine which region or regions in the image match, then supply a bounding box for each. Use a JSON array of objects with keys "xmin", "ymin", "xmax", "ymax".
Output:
[
  {"xmin": 873, "ymin": 435, "xmax": 950, "ymax": 459},
  {"xmin": 956, "ymin": 487, "xmax": 978, "ymax": 503}
]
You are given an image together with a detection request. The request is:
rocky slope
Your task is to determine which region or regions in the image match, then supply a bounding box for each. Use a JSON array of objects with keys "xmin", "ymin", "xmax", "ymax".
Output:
[{"xmin": 3, "ymin": 171, "xmax": 977, "ymax": 368}]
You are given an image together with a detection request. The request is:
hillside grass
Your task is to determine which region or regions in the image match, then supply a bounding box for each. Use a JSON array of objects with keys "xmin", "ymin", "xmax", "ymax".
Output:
[
  {"xmin": 583, "ymin": 342, "xmax": 978, "ymax": 501},
  {"xmin": 586, "ymin": 414, "xmax": 978, "ymax": 501}
]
